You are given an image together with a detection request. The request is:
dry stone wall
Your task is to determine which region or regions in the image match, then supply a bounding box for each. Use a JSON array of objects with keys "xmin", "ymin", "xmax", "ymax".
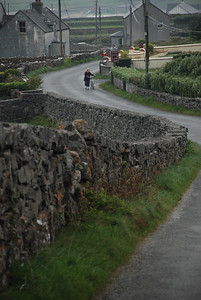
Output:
[
  {"xmin": 0, "ymin": 50, "xmax": 102, "ymax": 74},
  {"xmin": 0, "ymin": 93, "xmax": 187, "ymax": 287},
  {"xmin": 111, "ymin": 74, "xmax": 201, "ymax": 111}
]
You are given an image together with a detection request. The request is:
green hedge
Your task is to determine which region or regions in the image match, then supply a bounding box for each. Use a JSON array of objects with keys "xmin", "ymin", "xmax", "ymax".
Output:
[
  {"xmin": 149, "ymin": 73, "xmax": 201, "ymax": 97},
  {"xmin": 162, "ymin": 53, "xmax": 201, "ymax": 78},
  {"xmin": 116, "ymin": 58, "xmax": 132, "ymax": 68},
  {"xmin": 111, "ymin": 57, "xmax": 201, "ymax": 97},
  {"xmin": 0, "ymin": 82, "xmax": 29, "ymax": 97}
]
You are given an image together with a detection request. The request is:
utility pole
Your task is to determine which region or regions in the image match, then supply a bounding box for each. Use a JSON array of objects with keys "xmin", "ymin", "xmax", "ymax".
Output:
[
  {"xmin": 95, "ymin": 0, "xmax": 98, "ymax": 43},
  {"xmin": 143, "ymin": 0, "xmax": 149, "ymax": 73},
  {"xmin": 99, "ymin": 6, "xmax": 101, "ymax": 39},
  {"xmin": 130, "ymin": 2, "xmax": 132, "ymax": 46},
  {"xmin": 58, "ymin": 0, "xmax": 63, "ymax": 56}
]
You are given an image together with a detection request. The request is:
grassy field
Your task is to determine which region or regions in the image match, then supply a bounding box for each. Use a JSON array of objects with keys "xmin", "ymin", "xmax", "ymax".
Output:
[{"xmin": 1, "ymin": 140, "xmax": 201, "ymax": 300}]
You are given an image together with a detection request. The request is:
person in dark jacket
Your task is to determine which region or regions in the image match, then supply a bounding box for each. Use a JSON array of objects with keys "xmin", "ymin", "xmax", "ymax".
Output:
[{"xmin": 84, "ymin": 68, "xmax": 95, "ymax": 90}]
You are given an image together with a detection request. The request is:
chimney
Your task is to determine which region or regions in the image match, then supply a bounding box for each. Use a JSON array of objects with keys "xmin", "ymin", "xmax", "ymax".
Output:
[{"xmin": 32, "ymin": 0, "xmax": 43, "ymax": 13}]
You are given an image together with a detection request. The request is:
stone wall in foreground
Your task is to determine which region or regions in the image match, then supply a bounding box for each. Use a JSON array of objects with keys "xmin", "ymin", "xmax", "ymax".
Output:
[{"xmin": 0, "ymin": 93, "xmax": 187, "ymax": 287}]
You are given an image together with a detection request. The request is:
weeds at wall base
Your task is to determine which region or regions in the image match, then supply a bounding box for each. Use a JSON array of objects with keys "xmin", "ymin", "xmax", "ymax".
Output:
[
  {"xmin": 100, "ymin": 81, "xmax": 201, "ymax": 117},
  {"xmin": 1, "ymin": 141, "xmax": 201, "ymax": 300}
]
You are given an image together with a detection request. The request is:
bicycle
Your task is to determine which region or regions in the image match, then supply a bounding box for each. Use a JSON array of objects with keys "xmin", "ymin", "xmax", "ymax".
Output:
[{"xmin": 90, "ymin": 76, "xmax": 95, "ymax": 90}]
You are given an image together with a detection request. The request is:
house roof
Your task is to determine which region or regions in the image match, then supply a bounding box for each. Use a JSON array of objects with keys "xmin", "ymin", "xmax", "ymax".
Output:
[
  {"xmin": 167, "ymin": 1, "xmax": 200, "ymax": 15},
  {"xmin": 110, "ymin": 30, "xmax": 124, "ymax": 38},
  {"xmin": 18, "ymin": 6, "xmax": 70, "ymax": 32},
  {"xmin": 0, "ymin": 2, "xmax": 6, "ymax": 23},
  {"xmin": 124, "ymin": 0, "xmax": 169, "ymax": 19}
]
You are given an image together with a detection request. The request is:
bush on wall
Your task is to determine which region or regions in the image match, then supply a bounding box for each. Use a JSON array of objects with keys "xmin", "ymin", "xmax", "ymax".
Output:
[{"xmin": 0, "ymin": 82, "xmax": 29, "ymax": 97}]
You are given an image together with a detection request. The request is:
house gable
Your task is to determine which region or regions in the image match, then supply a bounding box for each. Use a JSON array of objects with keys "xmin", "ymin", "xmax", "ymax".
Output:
[
  {"xmin": 0, "ymin": 0, "xmax": 70, "ymax": 57},
  {"xmin": 120, "ymin": 1, "xmax": 170, "ymax": 44},
  {"xmin": 0, "ymin": 2, "xmax": 6, "ymax": 23},
  {"xmin": 167, "ymin": 2, "xmax": 200, "ymax": 15}
]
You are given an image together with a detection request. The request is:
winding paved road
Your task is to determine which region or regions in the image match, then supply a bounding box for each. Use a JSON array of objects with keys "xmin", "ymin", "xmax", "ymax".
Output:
[{"xmin": 42, "ymin": 61, "xmax": 201, "ymax": 300}]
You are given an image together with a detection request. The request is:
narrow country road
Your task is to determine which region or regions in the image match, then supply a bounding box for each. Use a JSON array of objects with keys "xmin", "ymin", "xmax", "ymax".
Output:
[{"xmin": 42, "ymin": 61, "xmax": 201, "ymax": 300}]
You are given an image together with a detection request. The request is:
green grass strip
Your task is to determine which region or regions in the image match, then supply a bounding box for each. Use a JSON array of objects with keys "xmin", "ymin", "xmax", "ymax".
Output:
[
  {"xmin": 100, "ymin": 81, "xmax": 201, "ymax": 117},
  {"xmin": 1, "ymin": 141, "xmax": 201, "ymax": 300}
]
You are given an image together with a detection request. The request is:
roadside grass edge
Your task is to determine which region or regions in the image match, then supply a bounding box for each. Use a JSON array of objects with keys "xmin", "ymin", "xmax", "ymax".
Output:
[
  {"xmin": 100, "ymin": 81, "xmax": 201, "ymax": 117},
  {"xmin": 1, "ymin": 141, "xmax": 201, "ymax": 300}
]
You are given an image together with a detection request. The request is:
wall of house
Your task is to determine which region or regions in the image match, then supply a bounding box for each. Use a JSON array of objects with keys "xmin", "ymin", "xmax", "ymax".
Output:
[
  {"xmin": 0, "ymin": 14, "xmax": 20, "ymax": 57},
  {"xmin": 148, "ymin": 4, "xmax": 170, "ymax": 42},
  {"xmin": 62, "ymin": 29, "xmax": 70, "ymax": 56},
  {"xmin": 0, "ymin": 3, "xmax": 5, "ymax": 22},
  {"xmin": 0, "ymin": 11, "xmax": 46, "ymax": 57},
  {"xmin": 0, "ymin": 11, "xmax": 70, "ymax": 57},
  {"xmin": 124, "ymin": 4, "xmax": 170, "ymax": 44}
]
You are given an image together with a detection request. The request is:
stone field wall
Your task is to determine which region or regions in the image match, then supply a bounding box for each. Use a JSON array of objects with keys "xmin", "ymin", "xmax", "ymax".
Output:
[
  {"xmin": 0, "ymin": 50, "xmax": 101, "ymax": 74},
  {"xmin": 111, "ymin": 74, "xmax": 201, "ymax": 112},
  {"xmin": 0, "ymin": 93, "xmax": 187, "ymax": 287}
]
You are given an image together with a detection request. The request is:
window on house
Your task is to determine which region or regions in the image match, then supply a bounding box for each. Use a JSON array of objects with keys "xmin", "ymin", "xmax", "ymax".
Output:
[
  {"xmin": 19, "ymin": 21, "xmax": 26, "ymax": 33},
  {"xmin": 118, "ymin": 38, "xmax": 123, "ymax": 45},
  {"xmin": 158, "ymin": 22, "xmax": 163, "ymax": 29}
]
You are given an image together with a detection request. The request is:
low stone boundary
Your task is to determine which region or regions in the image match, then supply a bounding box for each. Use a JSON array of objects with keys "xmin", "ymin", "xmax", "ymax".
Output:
[
  {"xmin": 111, "ymin": 75, "xmax": 201, "ymax": 111},
  {"xmin": 154, "ymin": 43, "xmax": 201, "ymax": 54},
  {"xmin": 0, "ymin": 50, "xmax": 102, "ymax": 74},
  {"xmin": 131, "ymin": 56, "xmax": 173, "ymax": 69},
  {"xmin": 0, "ymin": 93, "xmax": 187, "ymax": 287}
]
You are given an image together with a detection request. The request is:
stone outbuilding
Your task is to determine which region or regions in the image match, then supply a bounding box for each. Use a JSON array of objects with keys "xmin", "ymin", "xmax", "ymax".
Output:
[{"xmin": 0, "ymin": 0, "xmax": 70, "ymax": 57}]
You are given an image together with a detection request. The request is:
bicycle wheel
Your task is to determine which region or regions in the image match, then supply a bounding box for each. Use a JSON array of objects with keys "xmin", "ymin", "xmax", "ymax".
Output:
[{"xmin": 90, "ymin": 80, "xmax": 94, "ymax": 90}]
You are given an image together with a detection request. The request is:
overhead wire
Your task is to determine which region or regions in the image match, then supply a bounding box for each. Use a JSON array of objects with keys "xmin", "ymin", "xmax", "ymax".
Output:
[
  {"xmin": 62, "ymin": 0, "xmax": 70, "ymax": 19},
  {"xmin": 130, "ymin": 0, "xmax": 140, "ymax": 24}
]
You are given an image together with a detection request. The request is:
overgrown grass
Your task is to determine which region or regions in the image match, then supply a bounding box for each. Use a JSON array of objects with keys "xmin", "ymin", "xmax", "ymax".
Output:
[
  {"xmin": 94, "ymin": 73, "xmax": 110, "ymax": 80},
  {"xmin": 28, "ymin": 114, "xmax": 57, "ymax": 128},
  {"xmin": 27, "ymin": 57, "xmax": 99, "ymax": 79},
  {"xmin": 100, "ymin": 81, "xmax": 201, "ymax": 117},
  {"xmin": 1, "ymin": 141, "xmax": 201, "ymax": 300}
]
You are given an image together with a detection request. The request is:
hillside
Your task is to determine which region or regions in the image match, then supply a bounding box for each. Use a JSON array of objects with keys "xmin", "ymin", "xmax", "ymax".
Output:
[{"xmin": 6, "ymin": 0, "xmax": 201, "ymax": 17}]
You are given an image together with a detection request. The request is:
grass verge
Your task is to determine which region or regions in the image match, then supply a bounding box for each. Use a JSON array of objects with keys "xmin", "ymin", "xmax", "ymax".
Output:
[
  {"xmin": 100, "ymin": 81, "xmax": 201, "ymax": 117},
  {"xmin": 1, "ymin": 141, "xmax": 201, "ymax": 300}
]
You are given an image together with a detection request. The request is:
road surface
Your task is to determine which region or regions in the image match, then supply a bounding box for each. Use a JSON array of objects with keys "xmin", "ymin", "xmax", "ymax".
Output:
[{"xmin": 42, "ymin": 61, "xmax": 201, "ymax": 300}]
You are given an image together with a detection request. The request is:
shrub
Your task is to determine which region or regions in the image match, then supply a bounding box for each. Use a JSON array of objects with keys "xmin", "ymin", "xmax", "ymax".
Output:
[
  {"xmin": 0, "ymin": 82, "xmax": 28, "ymax": 97},
  {"xmin": 119, "ymin": 50, "xmax": 129, "ymax": 59},
  {"xmin": 2, "ymin": 69, "xmax": 20, "ymax": 81},
  {"xmin": 28, "ymin": 75, "xmax": 43, "ymax": 90},
  {"xmin": 116, "ymin": 58, "xmax": 132, "ymax": 68},
  {"xmin": 64, "ymin": 57, "xmax": 73, "ymax": 67}
]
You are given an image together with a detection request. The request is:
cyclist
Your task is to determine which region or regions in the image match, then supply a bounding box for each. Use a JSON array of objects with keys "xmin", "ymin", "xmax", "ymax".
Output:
[{"xmin": 84, "ymin": 68, "xmax": 95, "ymax": 90}]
